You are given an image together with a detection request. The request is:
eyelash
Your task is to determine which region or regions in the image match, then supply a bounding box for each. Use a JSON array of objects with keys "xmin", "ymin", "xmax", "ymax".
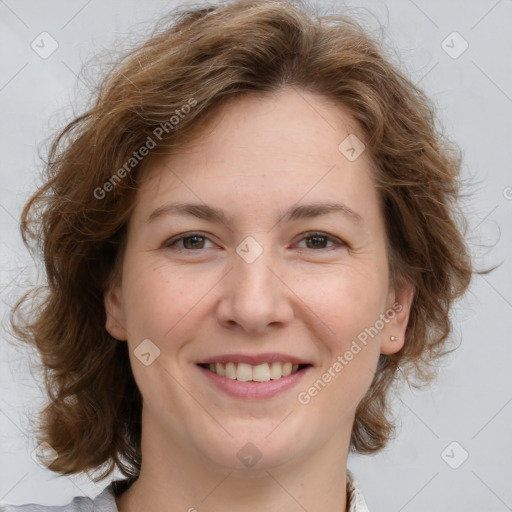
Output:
[{"xmin": 164, "ymin": 231, "xmax": 346, "ymax": 252}]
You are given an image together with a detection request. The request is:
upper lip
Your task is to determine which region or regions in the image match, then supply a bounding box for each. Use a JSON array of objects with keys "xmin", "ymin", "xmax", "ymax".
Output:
[{"xmin": 197, "ymin": 353, "xmax": 313, "ymax": 366}]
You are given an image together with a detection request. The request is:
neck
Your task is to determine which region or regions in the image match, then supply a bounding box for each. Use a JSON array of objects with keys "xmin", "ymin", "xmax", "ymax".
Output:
[
  {"xmin": 115, "ymin": 424, "xmax": 350, "ymax": 512},
  {"xmin": 116, "ymin": 404, "xmax": 352, "ymax": 512}
]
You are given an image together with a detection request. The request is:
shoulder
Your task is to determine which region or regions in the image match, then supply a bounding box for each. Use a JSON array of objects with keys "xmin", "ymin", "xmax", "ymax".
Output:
[
  {"xmin": 0, "ymin": 494, "xmax": 94, "ymax": 512},
  {"xmin": 0, "ymin": 479, "xmax": 125, "ymax": 512}
]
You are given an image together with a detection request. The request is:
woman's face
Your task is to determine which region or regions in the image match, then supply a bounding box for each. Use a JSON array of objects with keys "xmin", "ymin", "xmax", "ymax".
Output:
[{"xmin": 105, "ymin": 87, "xmax": 413, "ymax": 472}]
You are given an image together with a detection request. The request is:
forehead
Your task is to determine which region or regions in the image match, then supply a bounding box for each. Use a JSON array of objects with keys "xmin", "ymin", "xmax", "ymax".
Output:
[{"xmin": 133, "ymin": 87, "xmax": 381, "ymax": 228}]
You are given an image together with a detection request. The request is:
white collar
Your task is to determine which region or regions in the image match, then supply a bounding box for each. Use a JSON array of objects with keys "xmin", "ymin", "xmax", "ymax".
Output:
[{"xmin": 347, "ymin": 469, "xmax": 371, "ymax": 512}]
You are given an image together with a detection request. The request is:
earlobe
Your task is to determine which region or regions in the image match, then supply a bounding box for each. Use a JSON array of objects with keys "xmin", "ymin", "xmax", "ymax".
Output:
[
  {"xmin": 380, "ymin": 283, "xmax": 415, "ymax": 355},
  {"xmin": 104, "ymin": 285, "xmax": 128, "ymax": 341}
]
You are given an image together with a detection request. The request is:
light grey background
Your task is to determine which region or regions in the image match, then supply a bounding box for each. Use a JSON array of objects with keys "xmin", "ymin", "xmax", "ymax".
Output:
[{"xmin": 1, "ymin": 1, "xmax": 511, "ymax": 511}]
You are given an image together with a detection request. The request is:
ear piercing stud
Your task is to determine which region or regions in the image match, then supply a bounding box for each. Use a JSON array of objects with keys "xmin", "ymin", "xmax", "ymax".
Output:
[{"xmin": 390, "ymin": 336, "xmax": 398, "ymax": 341}]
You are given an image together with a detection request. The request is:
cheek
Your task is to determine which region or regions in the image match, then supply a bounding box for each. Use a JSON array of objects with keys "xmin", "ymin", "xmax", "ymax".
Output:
[
  {"xmin": 122, "ymin": 257, "xmax": 224, "ymax": 351},
  {"xmin": 297, "ymin": 264, "xmax": 388, "ymax": 341},
  {"xmin": 121, "ymin": 259, "xmax": 188, "ymax": 341},
  {"xmin": 299, "ymin": 272, "xmax": 383, "ymax": 412},
  {"xmin": 121, "ymin": 263, "xmax": 197, "ymax": 395},
  {"xmin": 315, "ymin": 348, "xmax": 380, "ymax": 419},
  {"xmin": 296, "ymin": 266, "xmax": 386, "ymax": 398}
]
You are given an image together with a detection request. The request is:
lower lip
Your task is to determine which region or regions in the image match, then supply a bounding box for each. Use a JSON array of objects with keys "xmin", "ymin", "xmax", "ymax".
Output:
[{"xmin": 197, "ymin": 365, "xmax": 311, "ymax": 399}]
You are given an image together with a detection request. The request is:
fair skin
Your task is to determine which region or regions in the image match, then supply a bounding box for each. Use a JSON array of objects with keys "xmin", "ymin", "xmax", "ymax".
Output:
[{"xmin": 105, "ymin": 86, "xmax": 414, "ymax": 512}]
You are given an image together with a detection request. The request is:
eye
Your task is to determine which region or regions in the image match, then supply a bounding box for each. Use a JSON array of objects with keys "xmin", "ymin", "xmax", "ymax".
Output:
[
  {"xmin": 296, "ymin": 232, "xmax": 345, "ymax": 250},
  {"xmin": 163, "ymin": 231, "xmax": 346, "ymax": 252},
  {"xmin": 164, "ymin": 232, "xmax": 215, "ymax": 251}
]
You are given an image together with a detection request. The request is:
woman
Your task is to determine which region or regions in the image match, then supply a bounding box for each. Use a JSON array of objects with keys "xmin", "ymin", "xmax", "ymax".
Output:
[{"xmin": 3, "ymin": 0, "xmax": 476, "ymax": 510}]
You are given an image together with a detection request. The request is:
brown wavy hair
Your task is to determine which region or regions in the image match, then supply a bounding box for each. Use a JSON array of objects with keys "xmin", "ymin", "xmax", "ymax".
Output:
[{"xmin": 9, "ymin": 0, "xmax": 482, "ymax": 482}]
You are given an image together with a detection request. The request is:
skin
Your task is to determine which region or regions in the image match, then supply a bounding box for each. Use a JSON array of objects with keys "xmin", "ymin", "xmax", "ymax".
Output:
[{"xmin": 105, "ymin": 86, "xmax": 414, "ymax": 512}]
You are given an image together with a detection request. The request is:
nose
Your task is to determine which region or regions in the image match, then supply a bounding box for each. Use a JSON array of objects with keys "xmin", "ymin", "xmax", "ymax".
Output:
[{"xmin": 215, "ymin": 241, "xmax": 294, "ymax": 335}]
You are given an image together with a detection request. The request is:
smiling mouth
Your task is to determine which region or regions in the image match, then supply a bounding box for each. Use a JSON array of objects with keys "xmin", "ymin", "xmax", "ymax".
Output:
[{"xmin": 198, "ymin": 362, "xmax": 311, "ymax": 382}]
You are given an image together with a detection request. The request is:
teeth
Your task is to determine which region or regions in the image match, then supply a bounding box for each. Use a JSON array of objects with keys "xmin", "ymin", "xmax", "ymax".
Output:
[
  {"xmin": 205, "ymin": 361, "xmax": 303, "ymax": 381},
  {"xmin": 225, "ymin": 362, "xmax": 237, "ymax": 379},
  {"xmin": 253, "ymin": 363, "xmax": 270, "ymax": 382},
  {"xmin": 236, "ymin": 363, "xmax": 253, "ymax": 381},
  {"xmin": 215, "ymin": 362, "xmax": 225, "ymax": 377},
  {"xmin": 269, "ymin": 361, "xmax": 282, "ymax": 380}
]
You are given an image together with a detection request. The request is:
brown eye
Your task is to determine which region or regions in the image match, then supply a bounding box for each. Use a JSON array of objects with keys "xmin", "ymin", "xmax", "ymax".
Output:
[
  {"xmin": 181, "ymin": 235, "xmax": 206, "ymax": 249},
  {"xmin": 306, "ymin": 234, "xmax": 329, "ymax": 249},
  {"xmin": 297, "ymin": 232, "xmax": 345, "ymax": 250},
  {"xmin": 164, "ymin": 232, "xmax": 214, "ymax": 250}
]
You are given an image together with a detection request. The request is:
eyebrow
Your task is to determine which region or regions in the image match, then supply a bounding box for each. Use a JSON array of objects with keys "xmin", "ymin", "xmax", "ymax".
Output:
[{"xmin": 146, "ymin": 201, "xmax": 363, "ymax": 225}]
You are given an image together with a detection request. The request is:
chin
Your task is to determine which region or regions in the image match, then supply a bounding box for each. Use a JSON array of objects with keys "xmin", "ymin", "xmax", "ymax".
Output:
[{"xmin": 195, "ymin": 430, "xmax": 302, "ymax": 472}]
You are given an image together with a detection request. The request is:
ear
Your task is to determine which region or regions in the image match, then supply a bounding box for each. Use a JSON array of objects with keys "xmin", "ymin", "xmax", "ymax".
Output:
[
  {"xmin": 104, "ymin": 285, "xmax": 128, "ymax": 341},
  {"xmin": 380, "ymin": 281, "xmax": 415, "ymax": 355}
]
